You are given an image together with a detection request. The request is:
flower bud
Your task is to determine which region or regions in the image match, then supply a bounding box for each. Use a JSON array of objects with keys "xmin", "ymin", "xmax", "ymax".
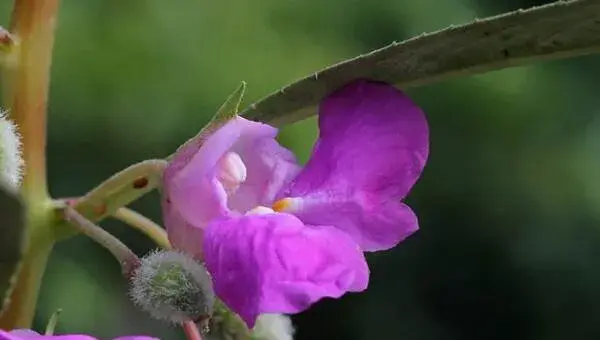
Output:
[{"xmin": 129, "ymin": 250, "xmax": 215, "ymax": 324}]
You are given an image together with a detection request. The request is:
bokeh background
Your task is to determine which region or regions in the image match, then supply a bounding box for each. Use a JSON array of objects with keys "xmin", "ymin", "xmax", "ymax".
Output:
[{"xmin": 2, "ymin": 0, "xmax": 600, "ymax": 339}]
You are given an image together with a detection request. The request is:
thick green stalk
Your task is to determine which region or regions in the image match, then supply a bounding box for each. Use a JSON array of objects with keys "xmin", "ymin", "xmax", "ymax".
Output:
[{"xmin": 0, "ymin": 0, "xmax": 60, "ymax": 329}]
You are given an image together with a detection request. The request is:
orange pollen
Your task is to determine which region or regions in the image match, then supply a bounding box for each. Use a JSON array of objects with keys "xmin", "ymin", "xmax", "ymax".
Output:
[{"xmin": 272, "ymin": 198, "xmax": 291, "ymax": 212}]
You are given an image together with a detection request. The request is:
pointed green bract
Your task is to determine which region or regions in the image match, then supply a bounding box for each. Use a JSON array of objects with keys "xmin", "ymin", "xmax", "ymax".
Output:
[
  {"xmin": 44, "ymin": 308, "xmax": 62, "ymax": 335},
  {"xmin": 0, "ymin": 184, "xmax": 25, "ymax": 315},
  {"xmin": 167, "ymin": 81, "xmax": 247, "ymax": 161},
  {"xmin": 214, "ymin": 81, "xmax": 247, "ymax": 123},
  {"xmin": 242, "ymin": 0, "xmax": 600, "ymax": 126}
]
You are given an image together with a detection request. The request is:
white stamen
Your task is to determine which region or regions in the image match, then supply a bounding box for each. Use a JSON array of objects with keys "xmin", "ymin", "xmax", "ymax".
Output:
[
  {"xmin": 216, "ymin": 152, "xmax": 247, "ymax": 195},
  {"xmin": 246, "ymin": 206, "xmax": 275, "ymax": 215}
]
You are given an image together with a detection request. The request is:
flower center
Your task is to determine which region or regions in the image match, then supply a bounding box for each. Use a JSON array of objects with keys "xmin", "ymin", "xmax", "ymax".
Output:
[
  {"xmin": 272, "ymin": 197, "xmax": 300, "ymax": 212},
  {"xmin": 216, "ymin": 152, "xmax": 247, "ymax": 195}
]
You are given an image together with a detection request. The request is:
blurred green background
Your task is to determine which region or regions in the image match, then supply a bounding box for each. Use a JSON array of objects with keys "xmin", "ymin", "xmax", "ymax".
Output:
[{"xmin": 3, "ymin": 0, "xmax": 600, "ymax": 339}]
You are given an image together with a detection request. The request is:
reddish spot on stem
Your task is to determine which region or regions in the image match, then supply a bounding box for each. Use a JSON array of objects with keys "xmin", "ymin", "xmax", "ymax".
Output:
[
  {"xmin": 133, "ymin": 177, "xmax": 149, "ymax": 189},
  {"xmin": 93, "ymin": 204, "xmax": 107, "ymax": 216}
]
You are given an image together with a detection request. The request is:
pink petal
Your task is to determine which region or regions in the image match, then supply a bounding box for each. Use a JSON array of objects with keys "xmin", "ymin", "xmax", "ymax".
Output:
[
  {"xmin": 1, "ymin": 330, "xmax": 96, "ymax": 340},
  {"xmin": 2, "ymin": 330, "xmax": 41, "ymax": 339},
  {"xmin": 162, "ymin": 116, "xmax": 300, "ymax": 258},
  {"xmin": 203, "ymin": 212, "xmax": 369, "ymax": 327},
  {"xmin": 281, "ymin": 80, "xmax": 429, "ymax": 251},
  {"xmin": 0, "ymin": 330, "xmax": 158, "ymax": 340}
]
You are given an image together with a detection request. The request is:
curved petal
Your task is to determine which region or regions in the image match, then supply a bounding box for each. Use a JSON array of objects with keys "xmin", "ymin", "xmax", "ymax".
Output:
[
  {"xmin": 1, "ymin": 331, "xmax": 158, "ymax": 340},
  {"xmin": 161, "ymin": 177, "xmax": 226, "ymax": 259},
  {"xmin": 2, "ymin": 330, "xmax": 41, "ymax": 339},
  {"xmin": 0, "ymin": 330, "xmax": 97, "ymax": 340},
  {"xmin": 203, "ymin": 213, "xmax": 369, "ymax": 327},
  {"xmin": 162, "ymin": 116, "xmax": 300, "ymax": 256},
  {"xmin": 281, "ymin": 80, "xmax": 429, "ymax": 251}
]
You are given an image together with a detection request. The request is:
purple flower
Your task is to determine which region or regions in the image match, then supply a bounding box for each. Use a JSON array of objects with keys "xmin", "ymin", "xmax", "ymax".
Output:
[
  {"xmin": 0, "ymin": 329, "xmax": 158, "ymax": 340},
  {"xmin": 162, "ymin": 79, "xmax": 429, "ymax": 327}
]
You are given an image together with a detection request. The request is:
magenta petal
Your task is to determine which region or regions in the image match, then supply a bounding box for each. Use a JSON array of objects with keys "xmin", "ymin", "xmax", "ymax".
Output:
[
  {"xmin": 0, "ymin": 330, "xmax": 96, "ymax": 340},
  {"xmin": 203, "ymin": 213, "xmax": 369, "ymax": 327},
  {"xmin": 162, "ymin": 116, "xmax": 300, "ymax": 257},
  {"xmin": 2, "ymin": 330, "xmax": 41, "ymax": 340},
  {"xmin": 282, "ymin": 80, "xmax": 429, "ymax": 251},
  {"xmin": 0, "ymin": 330, "xmax": 157, "ymax": 340}
]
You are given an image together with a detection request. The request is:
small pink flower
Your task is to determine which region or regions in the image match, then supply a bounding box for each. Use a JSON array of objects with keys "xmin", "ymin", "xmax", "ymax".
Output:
[
  {"xmin": 0, "ymin": 329, "xmax": 158, "ymax": 340},
  {"xmin": 162, "ymin": 80, "xmax": 429, "ymax": 327}
]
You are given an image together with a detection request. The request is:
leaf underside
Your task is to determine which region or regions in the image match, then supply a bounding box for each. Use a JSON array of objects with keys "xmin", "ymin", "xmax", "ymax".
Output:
[
  {"xmin": 242, "ymin": 0, "xmax": 600, "ymax": 126},
  {"xmin": 0, "ymin": 186, "xmax": 25, "ymax": 315}
]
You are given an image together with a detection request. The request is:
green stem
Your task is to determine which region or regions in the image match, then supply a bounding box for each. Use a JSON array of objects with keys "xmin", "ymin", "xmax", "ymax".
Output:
[
  {"xmin": 0, "ymin": 0, "xmax": 60, "ymax": 329},
  {"xmin": 113, "ymin": 207, "xmax": 171, "ymax": 250},
  {"xmin": 72, "ymin": 160, "xmax": 167, "ymax": 222},
  {"xmin": 0, "ymin": 204, "xmax": 54, "ymax": 328},
  {"xmin": 4, "ymin": 0, "xmax": 58, "ymax": 202},
  {"xmin": 53, "ymin": 160, "xmax": 167, "ymax": 241},
  {"xmin": 63, "ymin": 206, "xmax": 140, "ymax": 277}
]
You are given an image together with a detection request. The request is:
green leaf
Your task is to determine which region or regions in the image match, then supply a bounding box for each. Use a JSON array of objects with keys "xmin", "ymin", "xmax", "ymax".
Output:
[
  {"xmin": 0, "ymin": 185, "xmax": 25, "ymax": 315},
  {"xmin": 242, "ymin": 0, "xmax": 600, "ymax": 126}
]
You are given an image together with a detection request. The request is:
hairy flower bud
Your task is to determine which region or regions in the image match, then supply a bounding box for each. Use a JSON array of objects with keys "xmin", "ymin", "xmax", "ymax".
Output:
[
  {"xmin": 0, "ymin": 111, "xmax": 23, "ymax": 189},
  {"xmin": 129, "ymin": 250, "xmax": 215, "ymax": 324}
]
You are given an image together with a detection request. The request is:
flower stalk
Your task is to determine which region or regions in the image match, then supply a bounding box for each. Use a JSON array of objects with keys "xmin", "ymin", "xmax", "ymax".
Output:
[
  {"xmin": 63, "ymin": 206, "xmax": 140, "ymax": 277},
  {"xmin": 113, "ymin": 207, "xmax": 170, "ymax": 250},
  {"xmin": 183, "ymin": 321, "xmax": 203, "ymax": 340}
]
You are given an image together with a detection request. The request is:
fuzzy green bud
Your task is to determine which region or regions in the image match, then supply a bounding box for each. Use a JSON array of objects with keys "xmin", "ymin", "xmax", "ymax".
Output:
[{"xmin": 130, "ymin": 250, "xmax": 215, "ymax": 325}]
